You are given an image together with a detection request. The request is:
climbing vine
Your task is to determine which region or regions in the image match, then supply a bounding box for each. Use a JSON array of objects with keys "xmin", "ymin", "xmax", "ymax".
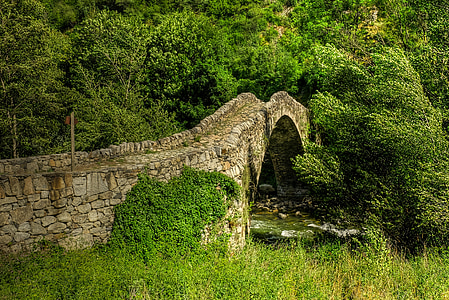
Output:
[{"xmin": 109, "ymin": 167, "xmax": 241, "ymax": 260}]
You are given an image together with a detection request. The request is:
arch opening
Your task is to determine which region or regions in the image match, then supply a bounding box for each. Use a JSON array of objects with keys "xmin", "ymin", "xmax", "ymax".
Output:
[
  {"xmin": 250, "ymin": 115, "xmax": 310, "ymax": 243},
  {"xmin": 264, "ymin": 115, "xmax": 304, "ymax": 200}
]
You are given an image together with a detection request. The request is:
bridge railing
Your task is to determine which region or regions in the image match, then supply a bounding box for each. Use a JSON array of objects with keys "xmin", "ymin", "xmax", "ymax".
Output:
[{"xmin": 0, "ymin": 93, "xmax": 259, "ymax": 175}]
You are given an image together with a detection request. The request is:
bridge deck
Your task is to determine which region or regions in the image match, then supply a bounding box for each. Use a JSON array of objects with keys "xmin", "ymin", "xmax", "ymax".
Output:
[{"xmin": 72, "ymin": 99, "xmax": 264, "ymax": 174}]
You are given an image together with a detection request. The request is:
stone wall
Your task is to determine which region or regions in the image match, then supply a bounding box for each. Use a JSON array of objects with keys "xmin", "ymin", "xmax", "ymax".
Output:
[
  {"xmin": 0, "ymin": 148, "xmax": 244, "ymax": 252},
  {"xmin": 0, "ymin": 168, "xmax": 139, "ymax": 252}
]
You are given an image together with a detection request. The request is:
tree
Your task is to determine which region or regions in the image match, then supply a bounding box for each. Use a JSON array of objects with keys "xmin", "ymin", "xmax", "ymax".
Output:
[
  {"xmin": 143, "ymin": 11, "xmax": 238, "ymax": 128},
  {"xmin": 69, "ymin": 10, "xmax": 178, "ymax": 151},
  {"xmin": 294, "ymin": 45, "xmax": 449, "ymax": 249},
  {"xmin": 0, "ymin": 0, "xmax": 72, "ymax": 159}
]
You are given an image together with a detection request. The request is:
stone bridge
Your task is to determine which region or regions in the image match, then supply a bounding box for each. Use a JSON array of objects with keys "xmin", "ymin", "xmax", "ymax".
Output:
[{"xmin": 0, "ymin": 91, "xmax": 309, "ymax": 252}]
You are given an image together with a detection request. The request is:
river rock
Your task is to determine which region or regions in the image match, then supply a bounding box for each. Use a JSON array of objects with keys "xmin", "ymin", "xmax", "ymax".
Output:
[
  {"xmin": 259, "ymin": 184, "xmax": 275, "ymax": 193},
  {"xmin": 278, "ymin": 213, "xmax": 288, "ymax": 219}
]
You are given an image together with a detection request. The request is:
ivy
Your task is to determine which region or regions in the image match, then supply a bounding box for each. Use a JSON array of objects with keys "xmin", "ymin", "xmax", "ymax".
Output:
[{"xmin": 109, "ymin": 167, "xmax": 240, "ymax": 260}]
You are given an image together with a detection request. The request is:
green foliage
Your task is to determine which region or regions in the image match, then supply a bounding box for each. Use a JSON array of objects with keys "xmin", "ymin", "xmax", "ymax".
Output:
[
  {"xmin": 109, "ymin": 167, "xmax": 241, "ymax": 260},
  {"xmin": 70, "ymin": 10, "xmax": 178, "ymax": 151},
  {"xmin": 0, "ymin": 0, "xmax": 74, "ymax": 159},
  {"xmin": 143, "ymin": 11, "xmax": 238, "ymax": 128},
  {"xmin": 294, "ymin": 45, "xmax": 449, "ymax": 249},
  {"xmin": 4, "ymin": 239, "xmax": 449, "ymax": 299}
]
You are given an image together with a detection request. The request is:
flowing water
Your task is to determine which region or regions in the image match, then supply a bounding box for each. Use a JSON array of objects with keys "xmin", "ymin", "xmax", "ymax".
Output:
[{"xmin": 250, "ymin": 211, "xmax": 359, "ymax": 243}]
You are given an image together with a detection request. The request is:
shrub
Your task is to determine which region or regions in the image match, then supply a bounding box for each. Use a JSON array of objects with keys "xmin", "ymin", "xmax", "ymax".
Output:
[
  {"xmin": 294, "ymin": 45, "xmax": 449, "ymax": 250},
  {"xmin": 109, "ymin": 167, "xmax": 241, "ymax": 260}
]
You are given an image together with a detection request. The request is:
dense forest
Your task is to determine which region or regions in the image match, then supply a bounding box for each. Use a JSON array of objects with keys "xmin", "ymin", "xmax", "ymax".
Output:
[{"xmin": 1, "ymin": 0, "xmax": 449, "ymax": 250}]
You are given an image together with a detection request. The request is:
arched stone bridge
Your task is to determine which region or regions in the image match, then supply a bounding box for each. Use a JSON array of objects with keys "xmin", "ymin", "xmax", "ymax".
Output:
[{"xmin": 0, "ymin": 91, "xmax": 309, "ymax": 251}]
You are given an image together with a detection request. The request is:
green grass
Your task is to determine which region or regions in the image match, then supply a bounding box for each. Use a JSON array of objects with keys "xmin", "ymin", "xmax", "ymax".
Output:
[{"xmin": 2, "ymin": 238, "xmax": 449, "ymax": 299}]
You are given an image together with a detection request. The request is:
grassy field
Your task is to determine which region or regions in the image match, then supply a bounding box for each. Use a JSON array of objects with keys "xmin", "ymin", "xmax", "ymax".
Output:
[{"xmin": 2, "ymin": 235, "xmax": 449, "ymax": 300}]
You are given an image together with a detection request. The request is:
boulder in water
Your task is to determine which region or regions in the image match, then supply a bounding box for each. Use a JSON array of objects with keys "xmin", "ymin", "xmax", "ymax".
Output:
[{"xmin": 278, "ymin": 213, "xmax": 288, "ymax": 219}]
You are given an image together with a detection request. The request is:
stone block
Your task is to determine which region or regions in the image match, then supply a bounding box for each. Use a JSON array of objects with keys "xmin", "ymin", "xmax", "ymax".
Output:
[
  {"xmin": 72, "ymin": 214, "xmax": 87, "ymax": 224},
  {"xmin": 91, "ymin": 200, "xmax": 104, "ymax": 209},
  {"xmin": 72, "ymin": 197, "xmax": 82, "ymax": 207},
  {"xmin": 60, "ymin": 187, "xmax": 73, "ymax": 198},
  {"xmin": 41, "ymin": 190, "xmax": 49, "ymax": 199},
  {"xmin": 65, "ymin": 173, "xmax": 73, "ymax": 187},
  {"xmin": 101, "ymin": 207, "xmax": 113, "ymax": 217},
  {"xmin": 73, "ymin": 177, "xmax": 87, "ymax": 196},
  {"xmin": 106, "ymin": 173, "xmax": 117, "ymax": 190},
  {"xmin": 110, "ymin": 198, "xmax": 122, "ymax": 206},
  {"xmin": 0, "ymin": 204, "xmax": 12, "ymax": 212},
  {"xmin": 49, "ymin": 190, "xmax": 60, "ymax": 201},
  {"xmin": 222, "ymin": 161, "xmax": 231, "ymax": 170},
  {"xmin": 15, "ymin": 197, "xmax": 25, "ymax": 206},
  {"xmin": 11, "ymin": 205, "xmax": 33, "ymax": 224},
  {"xmin": 34, "ymin": 210, "xmax": 46, "ymax": 218},
  {"xmin": 90, "ymin": 227, "xmax": 105, "ymax": 235},
  {"xmin": 117, "ymin": 178, "xmax": 127, "ymax": 186},
  {"xmin": 87, "ymin": 173, "xmax": 108, "ymax": 196},
  {"xmin": 71, "ymin": 228, "xmax": 83, "ymax": 236},
  {"xmin": 78, "ymin": 203, "xmax": 91, "ymax": 214},
  {"xmin": 66, "ymin": 205, "xmax": 74, "ymax": 213},
  {"xmin": 14, "ymin": 232, "xmax": 30, "ymax": 242},
  {"xmin": 0, "ymin": 185, "xmax": 5, "ymax": 199},
  {"xmin": 99, "ymin": 191, "xmax": 113, "ymax": 200},
  {"xmin": 18, "ymin": 222, "xmax": 30, "ymax": 232},
  {"xmin": 0, "ymin": 197, "xmax": 17, "ymax": 206},
  {"xmin": 48, "ymin": 222, "xmax": 67, "ymax": 234},
  {"xmin": 0, "ymin": 213, "xmax": 9, "ymax": 226},
  {"xmin": 23, "ymin": 177, "xmax": 35, "ymax": 195},
  {"xmin": 49, "ymin": 159, "xmax": 56, "ymax": 167},
  {"xmin": 0, "ymin": 235, "xmax": 12, "ymax": 244},
  {"xmin": 27, "ymin": 194, "xmax": 41, "ymax": 202},
  {"xmin": 59, "ymin": 233, "xmax": 93, "ymax": 250},
  {"xmin": 81, "ymin": 222, "xmax": 94, "ymax": 230},
  {"xmin": 87, "ymin": 195, "xmax": 98, "ymax": 202},
  {"xmin": 53, "ymin": 198, "xmax": 67, "ymax": 208},
  {"xmin": 33, "ymin": 176, "xmax": 49, "ymax": 191},
  {"xmin": 42, "ymin": 216, "xmax": 57, "ymax": 227},
  {"xmin": 8, "ymin": 177, "xmax": 22, "ymax": 196},
  {"xmin": 30, "ymin": 222, "xmax": 47, "ymax": 235},
  {"xmin": 88, "ymin": 210, "xmax": 98, "ymax": 222},
  {"xmin": 57, "ymin": 212, "xmax": 72, "ymax": 223},
  {"xmin": 2, "ymin": 225, "xmax": 17, "ymax": 234},
  {"xmin": 47, "ymin": 208, "xmax": 62, "ymax": 216},
  {"xmin": 26, "ymin": 161, "xmax": 39, "ymax": 173}
]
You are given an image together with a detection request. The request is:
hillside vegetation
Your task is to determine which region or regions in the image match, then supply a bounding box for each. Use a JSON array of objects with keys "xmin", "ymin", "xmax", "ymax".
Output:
[
  {"xmin": 1, "ymin": 0, "xmax": 449, "ymax": 250},
  {"xmin": 2, "ymin": 0, "xmax": 446, "ymax": 158}
]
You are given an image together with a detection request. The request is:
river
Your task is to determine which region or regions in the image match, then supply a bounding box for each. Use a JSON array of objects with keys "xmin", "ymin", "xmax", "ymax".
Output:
[{"xmin": 250, "ymin": 210, "xmax": 359, "ymax": 243}]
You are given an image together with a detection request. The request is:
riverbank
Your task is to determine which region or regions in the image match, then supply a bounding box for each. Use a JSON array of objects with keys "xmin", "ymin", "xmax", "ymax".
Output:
[{"xmin": 2, "ymin": 237, "xmax": 449, "ymax": 299}]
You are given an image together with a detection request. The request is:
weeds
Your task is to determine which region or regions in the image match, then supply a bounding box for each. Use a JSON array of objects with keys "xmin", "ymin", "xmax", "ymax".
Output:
[{"xmin": 2, "ymin": 237, "xmax": 449, "ymax": 299}]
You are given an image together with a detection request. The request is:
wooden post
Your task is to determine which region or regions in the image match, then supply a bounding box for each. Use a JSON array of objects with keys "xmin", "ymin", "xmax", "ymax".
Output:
[{"xmin": 71, "ymin": 111, "xmax": 75, "ymax": 171}]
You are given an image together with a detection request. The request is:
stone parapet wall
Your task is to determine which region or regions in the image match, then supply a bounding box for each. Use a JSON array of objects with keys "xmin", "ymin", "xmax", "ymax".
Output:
[
  {"xmin": 0, "ymin": 168, "xmax": 140, "ymax": 252},
  {"xmin": 0, "ymin": 93, "xmax": 258, "ymax": 176}
]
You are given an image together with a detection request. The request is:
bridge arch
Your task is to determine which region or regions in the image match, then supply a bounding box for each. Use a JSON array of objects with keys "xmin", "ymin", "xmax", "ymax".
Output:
[
  {"xmin": 262, "ymin": 114, "xmax": 304, "ymax": 199},
  {"xmin": 220, "ymin": 91, "xmax": 309, "ymax": 203}
]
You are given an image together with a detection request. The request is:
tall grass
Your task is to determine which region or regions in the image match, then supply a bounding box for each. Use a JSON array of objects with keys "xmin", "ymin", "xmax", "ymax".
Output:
[{"xmin": 2, "ymin": 238, "xmax": 449, "ymax": 299}]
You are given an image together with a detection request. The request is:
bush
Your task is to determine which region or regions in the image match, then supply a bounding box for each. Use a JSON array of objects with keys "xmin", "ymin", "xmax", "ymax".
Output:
[
  {"xmin": 109, "ymin": 167, "xmax": 241, "ymax": 260},
  {"xmin": 294, "ymin": 45, "xmax": 449, "ymax": 250}
]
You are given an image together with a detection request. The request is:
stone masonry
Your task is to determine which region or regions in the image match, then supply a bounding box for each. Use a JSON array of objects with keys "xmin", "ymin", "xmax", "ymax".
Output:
[{"xmin": 0, "ymin": 91, "xmax": 309, "ymax": 252}]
